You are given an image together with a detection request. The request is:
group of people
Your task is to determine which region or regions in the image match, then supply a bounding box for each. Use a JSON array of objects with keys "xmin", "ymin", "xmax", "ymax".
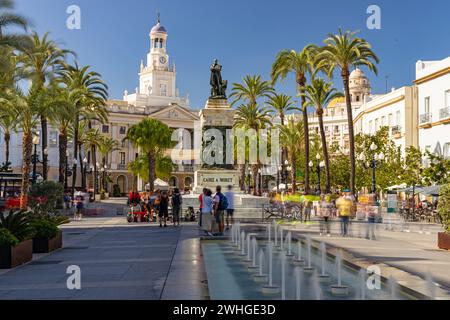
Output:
[
  {"xmin": 128, "ymin": 188, "xmax": 183, "ymax": 228},
  {"xmin": 198, "ymin": 185, "xmax": 234, "ymax": 236}
]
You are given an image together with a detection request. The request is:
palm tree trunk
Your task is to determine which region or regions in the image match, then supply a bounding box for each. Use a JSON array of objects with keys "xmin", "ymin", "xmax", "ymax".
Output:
[
  {"xmin": 239, "ymin": 164, "xmax": 246, "ymax": 191},
  {"xmin": 342, "ymin": 70, "xmax": 356, "ymax": 195},
  {"xmin": 317, "ymin": 109, "xmax": 331, "ymax": 193},
  {"xmin": 79, "ymin": 145, "xmax": 85, "ymax": 190},
  {"xmin": 148, "ymin": 152, "xmax": 156, "ymax": 192},
  {"xmin": 301, "ymin": 93, "xmax": 310, "ymax": 194},
  {"xmin": 20, "ymin": 131, "xmax": 33, "ymax": 209},
  {"xmin": 4, "ymin": 131, "xmax": 10, "ymax": 165},
  {"xmin": 291, "ymin": 157, "xmax": 297, "ymax": 194},
  {"xmin": 251, "ymin": 164, "xmax": 258, "ymax": 196},
  {"xmin": 58, "ymin": 131, "xmax": 67, "ymax": 185},
  {"xmin": 72, "ymin": 115, "xmax": 79, "ymax": 197},
  {"xmin": 41, "ymin": 115, "xmax": 48, "ymax": 181},
  {"xmin": 92, "ymin": 145, "xmax": 98, "ymax": 196}
]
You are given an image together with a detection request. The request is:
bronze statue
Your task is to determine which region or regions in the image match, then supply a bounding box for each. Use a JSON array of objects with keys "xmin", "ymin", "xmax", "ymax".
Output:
[{"xmin": 210, "ymin": 59, "xmax": 227, "ymax": 99}]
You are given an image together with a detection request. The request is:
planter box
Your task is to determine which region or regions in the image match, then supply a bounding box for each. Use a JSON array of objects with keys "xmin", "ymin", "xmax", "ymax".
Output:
[
  {"xmin": 0, "ymin": 239, "xmax": 33, "ymax": 269},
  {"xmin": 438, "ymin": 232, "xmax": 450, "ymax": 250},
  {"xmin": 33, "ymin": 232, "xmax": 63, "ymax": 253}
]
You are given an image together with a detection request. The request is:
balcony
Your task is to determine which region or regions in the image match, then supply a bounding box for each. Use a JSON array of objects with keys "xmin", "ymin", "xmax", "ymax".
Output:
[
  {"xmin": 439, "ymin": 107, "xmax": 450, "ymax": 120},
  {"xmin": 420, "ymin": 113, "xmax": 432, "ymax": 128},
  {"xmin": 117, "ymin": 164, "xmax": 127, "ymax": 171},
  {"xmin": 173, "ymin": 164, "xmax": 195, "ymax": 173},
  {"xmin": 391, "ymin": 125, "xmax": 402, "ymax": 139}
]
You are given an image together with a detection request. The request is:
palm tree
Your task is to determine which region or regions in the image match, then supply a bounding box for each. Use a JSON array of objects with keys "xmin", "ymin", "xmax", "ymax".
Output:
[
  {"xmin": 0, "ymin": 0, "xmax": 29, "ymax": 52},
  {"xmin": 20, "ymin": 32, "xmax": 73, "ymax": 180},
  {"xmin": 0, "ymin": 104, "xmax": 16, "ymax": 167},
  {"xmin": 301, "ymin": 78, "xmax": 343, "ymax": 193},
  {"xmin": 234, "ymin": 103, "xmax": 271, "ymax": 195},
  {"xmin": 97, "ymin": 135, "xmax": 120, "ymax": 192},
  {"xmin": 124, "ymin": 118, "xmax": 174, "ymax": 192},
  {"xmin": 230, "ymin": 75, "xmax": 273, "ymax": 193},
  {"xmin": 271, "ymin": 47, "xmax": 315, "ymax": 194},
  {"xmin": 59, "ymin": 62, "xmax": 108, "ymax": 197},
  {"xmin": 84, "ymin": 128, "xmax": 102, "ymax": 195},
  {"xmin": 315, "ymin": 29, "xmax": 379, "ymax": 195},
  {"xmin": 280, "ymin": 119, "xmax": 304, "ymax": 193}
]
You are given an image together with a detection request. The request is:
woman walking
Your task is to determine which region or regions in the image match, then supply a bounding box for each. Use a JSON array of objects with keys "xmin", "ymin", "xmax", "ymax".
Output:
[{"xmin": 201, "ymin": 189, "xmax": 214, "ymax": 236}]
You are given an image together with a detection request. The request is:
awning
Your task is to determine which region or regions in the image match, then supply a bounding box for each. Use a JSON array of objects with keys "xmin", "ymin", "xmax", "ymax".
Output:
[{"xmin": 417, "ymin": 185, "xmax": 441, "ymax": 196}]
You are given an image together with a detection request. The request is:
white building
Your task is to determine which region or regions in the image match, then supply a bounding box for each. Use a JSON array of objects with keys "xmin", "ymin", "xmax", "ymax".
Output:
[
  {"xmin": 354, "ymin": 86, "xmax": 419, "ymax": 154},
  {"xmin": 415, "ymin": 56, "xmax": 450, "ymax": 159}
]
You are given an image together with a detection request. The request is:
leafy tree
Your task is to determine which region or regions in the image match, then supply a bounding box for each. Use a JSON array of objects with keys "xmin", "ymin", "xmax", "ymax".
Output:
[
  {"xmin": 97, "ymin": 135, "xmax": 120, "ymax": 192},
  {"xmin": 271, "ymin": 47, "xmax": 315, "ymax": 194},
  {"xmin": 315, "ymin": 29, "xmax": 379, "ymax": 195},
  {"xmin": 438, "ymin": 184, "xmax": 450, "ymax": 233},
  {"xmin": 124, "ymin": 118, "xmax": 174, "ymax": 192},
  {"xmin": 422, "ymin": 151, "xmax": 450, "ymax": 186},
  {"xmin": 301, "ymin": 78, "xmax": 343, "ymax": 193}
]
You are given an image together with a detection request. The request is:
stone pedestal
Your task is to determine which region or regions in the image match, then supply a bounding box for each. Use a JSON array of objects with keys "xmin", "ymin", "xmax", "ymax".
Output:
[{"xmin": 193, "ymin": 98, "xmax": 240, "ymax": 193}]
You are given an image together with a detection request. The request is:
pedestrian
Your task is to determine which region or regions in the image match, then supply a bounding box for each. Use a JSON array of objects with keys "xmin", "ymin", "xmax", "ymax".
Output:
[
  {"xmin": 171, "ymin": 188, "xmax": 182, "ymax": 227},
  {"xmin": 336, "ymin": 189, "xmax": 353, "ymax": 237},
  {"xmin": 320, "ymin": 194, "xmax": 333, "ymax": 236},
  {"xmin": 304, "ymin": 197, "xmax": 312, "ymax": 222},
  {"xmin": 198, "ymin": 188, "xmax": 207, "ymax": 227},
  {"xmin": 74, "ymin": 192, "xmax": 84, "ymax": 221},
  {"xmin": 224, "ymin": 185, "xmax": 235, "ymax": 231},
  {"xmin": 213, "ymin": 186, "xmax": 228, "ymax": 235},
  {"xmin": 201, "ymin": 189, "xmax": 214, "ymax": 236},
  {"xmin": 158, "ymin": 191, "xmax": 169, "ymax": 228}
]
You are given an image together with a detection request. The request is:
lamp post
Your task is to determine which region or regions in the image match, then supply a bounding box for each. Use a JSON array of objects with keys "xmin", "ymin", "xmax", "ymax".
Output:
[
  {"xmin": 283, "ymin": 160, "xmax": 289, "ymax": 185},
  {"xmin": 277, "ymin": 165, "xmax": 282, "ymax": 193},
  {"xmin": 358, "ymin": 143, "xmax": 385, "ymax": 196},
  {"xmin": 310, "ymin": 154, "xmax": 326, "ymax": 195},
  {"xmin": 82, "ymin": 157, "xmax": 88, "ymax": 190},
  {"xmin": 32, "ymin": 133, "xmax": 40, "ymax": 185}
]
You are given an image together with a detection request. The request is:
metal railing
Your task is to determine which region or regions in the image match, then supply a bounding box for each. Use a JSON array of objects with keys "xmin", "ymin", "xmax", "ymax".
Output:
[
  {"xmin": 392, "ymin": 125, "xmax": 402, "ymax": 136},
  {"xmin": 420, "ymin": 113, "xmax": 432, "ymax": 124},
  {"xmin": 439, "ymin": 107, "xmax": 450, "ymax": 120}
]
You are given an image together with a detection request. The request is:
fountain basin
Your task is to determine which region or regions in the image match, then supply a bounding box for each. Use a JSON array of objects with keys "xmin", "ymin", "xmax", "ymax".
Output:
[
  {"xmin": 292, "ymin": 259, "xmax": 305, "ymax": 266},
  {"xmin": 303, "ymin": 267, "xmax": 315, "ymax": 274},
  {"xmin": 317, "ymin": 274, "xmax": 331, "ymax": 283},
  {"xmin": 253, "ymin": 274, "xmax": 268, "ymax": 283},
  {"xmin": 262, "ymin": 285, "xmax": 280, "ymax": 295},
  {"xmin": 247, "ymin": 266, "xmax": 259, "ymax": 273},
  {"xmin": 331, "ymin": 285, "xmax": 349, "ymax": 296}
]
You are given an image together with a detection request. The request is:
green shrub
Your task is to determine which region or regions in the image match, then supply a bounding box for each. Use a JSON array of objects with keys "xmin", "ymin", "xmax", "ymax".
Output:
[
  {"xmin": 0, "ymin": 210, "xmax": 33, "ymax": 241},
  {"xmin": 29, "ymin": 181, "xmax": 64, "ymax": 216},
  {"xmin": 31, "ymin": 219, "xmax": 59, "ymax": 239},
  {"xmin": 438, "ymin": 184, "xmax": 450, "ymax": 233},
  {"xmin": 0, "ymin": 228, "xmax": 19, "ymax": 247}
]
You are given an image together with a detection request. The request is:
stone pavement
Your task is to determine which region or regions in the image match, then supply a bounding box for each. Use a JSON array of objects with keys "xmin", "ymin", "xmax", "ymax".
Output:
[
  {"xmin": 0, "ymin": 217, "xmax": 208, "ymax": 300},
  {"xmin": 279, "ymin": 220, "xmax": 450, "ymax": 299}
]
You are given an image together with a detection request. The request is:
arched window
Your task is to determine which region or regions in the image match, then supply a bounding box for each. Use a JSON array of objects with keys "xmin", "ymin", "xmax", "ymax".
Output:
[
  {"xmin": 169, "ymin": 176, "xmax": 178, "ymax": 187},
  {"xmin": 184, "ymin": 177, "xmax": 193, "ymax": 188}
]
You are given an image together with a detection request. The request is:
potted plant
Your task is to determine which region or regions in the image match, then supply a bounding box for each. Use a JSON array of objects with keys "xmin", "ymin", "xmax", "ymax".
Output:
[
  {"xmin": 0, "ymin": 210, "xmax": 33, "ymax": 269},
  {"xmin": 438, "ymin": 184, "xmax": 450, "ymax": 250},
  {"xmin": 31, "ymin": 219, "xmax": 62, "ymax": 253}
]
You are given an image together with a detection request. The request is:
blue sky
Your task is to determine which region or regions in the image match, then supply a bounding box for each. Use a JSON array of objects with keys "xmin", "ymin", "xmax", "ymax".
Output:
[{"xmin": 14, "ymin": 0, "xmax": 450, "ymax": 109}]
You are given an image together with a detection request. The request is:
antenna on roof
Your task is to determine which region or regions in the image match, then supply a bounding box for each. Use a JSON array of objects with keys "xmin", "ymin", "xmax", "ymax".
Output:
[{"xmin": 157, "ymin": 10, "xmax": 161, "ymax": 23}]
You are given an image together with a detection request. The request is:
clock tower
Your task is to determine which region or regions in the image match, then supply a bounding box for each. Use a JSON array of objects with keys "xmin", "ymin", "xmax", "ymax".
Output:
[{"xmin": 138, "ymin": 14, "xmax": 176, "ymax": 98}]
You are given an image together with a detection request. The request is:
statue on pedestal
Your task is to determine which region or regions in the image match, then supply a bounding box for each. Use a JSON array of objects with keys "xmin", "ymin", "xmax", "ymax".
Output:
[{"xmin": 210, "ymin": 59, "xmax": 227, "ymax": 99}]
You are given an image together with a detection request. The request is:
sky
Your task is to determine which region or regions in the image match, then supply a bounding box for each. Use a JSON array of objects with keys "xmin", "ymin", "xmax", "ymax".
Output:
[{"xmin": 13, "ymin": 0, "xmax": 450, "ymax": 109}]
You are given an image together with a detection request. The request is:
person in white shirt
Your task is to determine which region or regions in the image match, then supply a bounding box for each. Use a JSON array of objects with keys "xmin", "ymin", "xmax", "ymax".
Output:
[{"xmin": 224, "ymin": 185, "xmax": 235, "ymax": 231}]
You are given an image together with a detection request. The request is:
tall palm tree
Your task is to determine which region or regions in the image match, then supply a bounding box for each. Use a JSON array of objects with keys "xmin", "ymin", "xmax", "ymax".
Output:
[
  {"xmin": 315, "ymin": 29, "xmax": 379, "ymax": 195},
  {"xmin": 0, "ymin": 104, "xmax": 16, "ymax": 166},
  {"xmin": 124, "ymin": 118, "xmax": 174, "ymax": 192},
  {"xmin": 84, "ymin": 128, "xmax": 102, "ymax": 195},
  {"xmin": 280, "ymin": 119, "xmax": 304, "ymax": 193},
  {"xmin": 301, "ymin": 78, "xmax": 343, "ymax": 193},
  {"xmin": 271, "ymin": 47, "xmax": 315, "ymax": 194},
  {"xmin": 20, "ymin": 32, "xmax": 73, "ymax": 180},
  {"xmin": 230, "ymin": 75, "xmax": 273, "ymax": 192},
  {"xmin": 97, "ymin": 135, "xmax": 120, "ymax": 192},
  {"xmin": 0, "ymin": 0, "xmax": 29, "ymax": 53},
  {"xmin": 234, "ymin": 103, "xmax": 271, "ymax": 195},
  {"xmin": 59, "ymin": 62, "xmax": 108, "ymax": 197}
]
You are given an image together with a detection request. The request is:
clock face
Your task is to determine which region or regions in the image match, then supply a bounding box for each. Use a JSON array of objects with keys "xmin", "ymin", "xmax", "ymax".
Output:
[{"xmin": 159, "ymin": 56, "xmax": 167, "ymax": 64}]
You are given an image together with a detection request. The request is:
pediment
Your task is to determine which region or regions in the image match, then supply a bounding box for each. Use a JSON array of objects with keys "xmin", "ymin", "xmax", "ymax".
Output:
[{"xmin": 150, "ymin": 104, "xmax": 199, "ymax": 121}]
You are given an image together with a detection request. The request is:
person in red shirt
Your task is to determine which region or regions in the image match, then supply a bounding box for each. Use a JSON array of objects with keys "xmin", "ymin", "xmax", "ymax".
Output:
[{"xmin": 198, "ymin": 188, "xmax": 207, "ymax": 227}]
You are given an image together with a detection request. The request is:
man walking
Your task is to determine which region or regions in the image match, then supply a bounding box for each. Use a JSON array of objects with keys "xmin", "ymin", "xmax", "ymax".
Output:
[
  {"xmin": 224, "ymin": 185, "xmax": 235, "ymax": 231},
  {"xmin": 171, "ymin": 188, "xmax": 182, "ymax": 227},
  {"xmin": 336, "ymin": 189, "xmax": 352, "ymax": 237},
  {"xmin": 213, "ymin": 186, "xmax": 227, "ymax": 236}
]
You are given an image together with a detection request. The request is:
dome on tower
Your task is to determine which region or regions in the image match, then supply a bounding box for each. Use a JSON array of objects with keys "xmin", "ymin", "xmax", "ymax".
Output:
[
  {"xmin": 151, "ymin": 22, "xmax": 167, "ymax": 34},
  {"xmin": 349, "ymin": 67, "xmax": 366, "ymax": 80}
]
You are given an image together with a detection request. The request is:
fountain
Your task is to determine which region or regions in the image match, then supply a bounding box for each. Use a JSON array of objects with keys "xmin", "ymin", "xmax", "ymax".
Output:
[
  {"xmin": 285, "ymin": 232, "xmax": 294, "ymax": 258},
  {"xmin": 262, "ymin": 242, "xmax": 280, "ymax": 294},
  {"xmin": 248, "ymin": 238, "xmax": 259, "ymax": 273},
  {"xmin": 303, "ymin": 235, "xmax": 315, "ymax": 273},
  {"xmin": 238, "ymin": 231, "xmax": 246, "ymax": 256},
  {"xmin": 281, "ymin": 254, "xmax": 286, "ymax": 300},
  {"xmin": 425, "ymin": 272, "xmax": 436, "ymax": 300},
  {"xmin": 243, "ymin": 234, "xmax": 252, "ymax": 264},
  {"xmin": 292, "ymin": 240, "xmax": 305, "ymax": 266},
  {"xmin": 317, "ymin": 242, "xmax": 331, "ymax": 283},
  {"xmin": 312, "ymin": 270, "xmax": 322, "ymax": 300},
  {"xmin": 279, "ymin": 228, "xmax": 284, "ymax": 252},
  {"xmin": 295, "ymin": 267, "xmax": 302, "ymax": 300},
  {"xmin": 267, "ymin": 224, "xmax": 271, "ymax": 244},
  {"xmin": 253, "ymin": 250, "xmax": 268, "ymax": 283},
  {"xmin": 274, "ymin": 222, "xmax": 278, "ymax": 248},
  {"xmin": 331, "ymin": 250, "xmax": 349, "ymax": 296},
  {"xmin": 358, "ymin": 268, "xmax": 366, "ymax": 300}
]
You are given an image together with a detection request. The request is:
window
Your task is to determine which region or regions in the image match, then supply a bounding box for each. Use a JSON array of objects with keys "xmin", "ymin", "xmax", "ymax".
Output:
[
  {"xmin": 356, "ymin": 95, "xmax": 360, "ymax": 102},
  {"xmin": 388, "ymin": 114, "xmax": 393, "ymax": 127},
  {"xmin": 334, "ymin": 125, "xmax": 340, "ymax": 133},
  {"xmin": 160, "ymin": 84, "xmax": 167, "ymax": 96},
  {"xmin": 119, "ymin": 126, "xmax": 126, "ymax": 135},
  {"xmin": 381, "ymin": 116, "xmax": 386, "ymax": 127},
  {"xmin": 396, "ymin": 111, "xmax": 401, "ymax": 126},
  {"xmin": 121, "ymin": 140, "xmax": 127, "ymax": 148},
  {"xmin": 369, "ymin": 121, "xmax": 373, "ymax": 134},
  {"xmin": 102, "ymin": 125, "xmax": 109, "ymax": 134},
  {"xmin": 119, "ymin": 152, "xmax": 126, "ymax": 165},
  {"xmin": 375, "ymin": 118, "xmax": 379, "ymax": 131},
  {"xmin": 49, "ymin": 131, "xmax": 58, "ymax": 147},
  {"xmin": 424, "ymin": 97, "xmax": 430, "ymax": 114},
  {"xmin": 446, "ymin": 90, "xmax": 450, "ymax": 107}
]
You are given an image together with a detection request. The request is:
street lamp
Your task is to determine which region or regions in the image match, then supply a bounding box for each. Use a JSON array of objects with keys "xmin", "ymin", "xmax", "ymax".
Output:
[
  {"xmin": 359, "ymin": 146, "xmax": 385, "ymax": 195},
  {"xmin": 32, "ymin": 133, "xmax": 40, "ymax": 184},
  {"xmin": 310, "ymin": 155, "xmax": 325, "ymax": 195}
]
